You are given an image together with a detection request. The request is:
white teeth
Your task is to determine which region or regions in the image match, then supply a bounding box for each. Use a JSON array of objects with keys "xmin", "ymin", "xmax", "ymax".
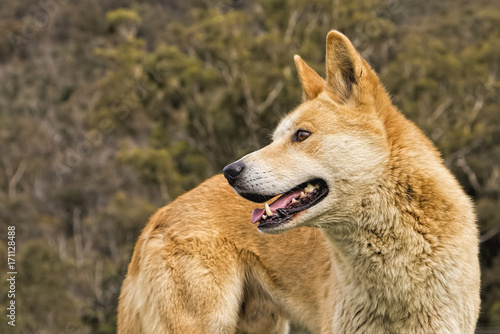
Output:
[
  {"xmin": 262, "ymin": 215, "xmax": 267, "ymax": 220},
  {"xmin": 291, "ymin": 198, "xmax": 297, "ymax": 204},
  {"xmin": 304, "ymin": 183, "xmax": 315, "ymax": 193},
  {"xmin": 265, "ymin": 203, "xmax": 273, "ymax": 216},
  {"xmin": 300, "ymin": 191, "xmax": 306, "ymax": 198}
]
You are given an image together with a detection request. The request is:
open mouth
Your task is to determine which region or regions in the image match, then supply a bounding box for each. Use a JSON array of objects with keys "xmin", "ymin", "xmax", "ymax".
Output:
[{"xmin": 249, "ymin": 179, "xmax": 329, "ymax": 229}]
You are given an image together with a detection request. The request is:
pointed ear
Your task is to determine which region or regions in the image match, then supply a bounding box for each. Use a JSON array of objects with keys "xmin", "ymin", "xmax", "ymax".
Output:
[
  {"xmin": 294, "ymin": 55, "xmax": 325, "ymax": 100},
  {"xmin": 325, "ymin": 31, "xmax": 364, "ymax": 103}
]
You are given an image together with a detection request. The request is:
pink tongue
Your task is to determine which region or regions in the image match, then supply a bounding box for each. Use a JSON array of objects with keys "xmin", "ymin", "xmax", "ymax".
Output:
[
  {"xmin": 250, "ymin": 189, "xmax": 303, "ymax": 224},
  {"xmin": 251, "ymin": 208, "xmax": 265, "ymax": 224}
]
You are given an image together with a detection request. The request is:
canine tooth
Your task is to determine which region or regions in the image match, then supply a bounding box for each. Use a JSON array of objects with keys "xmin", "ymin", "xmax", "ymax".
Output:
[
  {"xmin": 262, "ymin": 215, "xmax": 267, "ymax": 220},
  {"xmin": 291, "ymin": 198, "xmax": 297, "ymax": 204},
  {"xmin": 300, "ymin": 191, "xmax": 306, "ymax": 198},
  {"xmin": 265, "ymin": 203, "xmax": 273, "ymax": 216}
]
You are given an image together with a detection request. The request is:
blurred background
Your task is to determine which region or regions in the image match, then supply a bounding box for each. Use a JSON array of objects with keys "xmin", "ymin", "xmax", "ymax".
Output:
[{"xmin": 0, "ymin": 0, "xmax": 498, "ymax": 333}]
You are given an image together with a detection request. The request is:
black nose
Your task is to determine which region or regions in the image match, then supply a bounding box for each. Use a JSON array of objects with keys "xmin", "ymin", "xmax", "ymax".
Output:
[{"xmin": 223, "ymin": 161, "xmax": 245, "ymax": 184}]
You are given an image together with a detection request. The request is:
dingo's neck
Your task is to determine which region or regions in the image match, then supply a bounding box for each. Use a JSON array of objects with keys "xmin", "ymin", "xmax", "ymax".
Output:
[{"xmin": 320, "ymin": 151, "xmax": 478, "ymax": 333}]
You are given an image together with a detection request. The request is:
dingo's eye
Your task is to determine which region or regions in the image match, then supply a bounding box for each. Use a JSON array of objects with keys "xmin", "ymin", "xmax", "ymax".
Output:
[{"xmin": 293, "ymin": 129, "xmax": 311, "ymax": 142}]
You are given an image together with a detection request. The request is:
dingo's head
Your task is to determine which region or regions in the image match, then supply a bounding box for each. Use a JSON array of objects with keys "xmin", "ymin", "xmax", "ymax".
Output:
[{"xmin": 224, "ymin": 31, "xmax": 392, "ymax": 234}]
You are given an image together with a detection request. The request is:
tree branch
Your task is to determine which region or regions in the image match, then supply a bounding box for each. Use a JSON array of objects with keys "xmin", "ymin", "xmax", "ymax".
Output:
[
  {"xmin": 284, "ymin": 10, "xmax": 301, "ymax": 43},
  {"xmin": 456, "ymin": 154, "xmax": 482, "ymax": 194},
  {"xmin": 480, "ymin": 226, "xmax": 500, "ymax": 243},
  {"xmin": 257, "ymin": 80, "xmax": 285, "ymax": 114},
  {"xmin": 8, "ymin": 159, "xmax": 27, "ymax": 199},
  {"xmin": 73, "ymin": 207, "xmax": 84, "ymax": 268},
  {"xmin": 430, "ymin": 97, "xmax": 453, "ymax": 121}
]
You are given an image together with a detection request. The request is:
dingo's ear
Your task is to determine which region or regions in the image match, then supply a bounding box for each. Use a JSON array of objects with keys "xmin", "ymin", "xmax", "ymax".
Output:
[
  {"xmin": 325, "ymin": 31, "xmax": 363, "ymax": 103},
  {"xmin": 294, "ymin": 55, "xmax": 325, "ymax": 100}
]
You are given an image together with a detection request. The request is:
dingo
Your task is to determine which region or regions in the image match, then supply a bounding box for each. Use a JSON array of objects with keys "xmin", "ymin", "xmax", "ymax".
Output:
[{"xmin": 118, "ymin": 31, "xmax": 480, "ymax": 334}]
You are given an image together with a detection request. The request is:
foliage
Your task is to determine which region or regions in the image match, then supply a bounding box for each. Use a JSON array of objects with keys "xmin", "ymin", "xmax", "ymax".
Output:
[{"xmin": 0, "ymin": 0, "xmax": 498, "ymax": 332}]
